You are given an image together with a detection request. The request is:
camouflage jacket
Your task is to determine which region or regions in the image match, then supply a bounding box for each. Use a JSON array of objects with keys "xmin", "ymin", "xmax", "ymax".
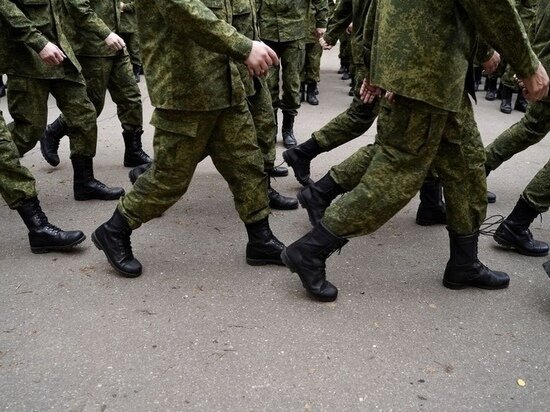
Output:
[
  {"xmin": 0, "ymin": 0, "xmax": 80, "ymax": 78},
  {"xmin": 232, "ymin": 0, "xmax": 259, "ymax": 96},
  {"xmin": 365, "ymin": 0, "xmax": 539, "ymax": 112},
  {"xmin": 136, "ymin": 0, "xmax": 252, "ymax": 112},
  {"xmin": 324, "ymin": 0, "xmax": 371, "ymax": 65},
  {"xmin": 257, "ymin": 0, "xmax": 329, "ymax": 42},
  {"xmin": 61, "ymin": 0, "xmax": 121, "ymax": 57},
  {"xmin": 532, "ymin": 0, "xmax": 549, "ymax": 88},
  {"xmin": 120, "ymin": 1, "xmax": 136, "ymax": 33}
]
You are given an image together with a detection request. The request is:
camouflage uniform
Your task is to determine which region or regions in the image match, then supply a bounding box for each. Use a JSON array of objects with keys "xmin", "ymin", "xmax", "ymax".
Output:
[
  {"xmin": 486, "ymin": 0, "xmax": 550, "ymax": 212},
  {"xmin": 321, "ymin": 0, "xmax": 540, "ymax": 238},
  {"xmin": 301, "ymin": 2, "xmax": 323, "ymax": 85},
  {"xmin": 1, "ymin": 0, "xmax": 97, "ymax": 157},
  {"xmin": 119, "ymin": 1, "xmax": 142, "ymax": 68},
  {"xmin": 58, "ymin": 0, "xmax": 142, "ymax": 132},
  {"xmin": 118, "ymin": 0, "xmax": 269, "ymax": 228},
  {"xmin": 258, "ymin": 0, "xmax": 328, "ymax": 117}
]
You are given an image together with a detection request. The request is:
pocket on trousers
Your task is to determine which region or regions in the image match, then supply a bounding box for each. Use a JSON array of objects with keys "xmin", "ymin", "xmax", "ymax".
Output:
[
  {"xmin": 151, "ymin": 109, "xmax": 200, "ymax": 137},
  {"xmin": 6, "ymin": 77, "xmax": 28, "ymax": 92}
]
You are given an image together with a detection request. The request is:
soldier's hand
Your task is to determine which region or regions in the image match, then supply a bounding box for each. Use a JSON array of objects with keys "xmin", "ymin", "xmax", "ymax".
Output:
[
  {"xmin": 521, "ymin": 62, "xmax": 549, "ymax": 102},
  {"xmin": 245, "ymin": 41, "xmax": 279, "ymax": 77},
  {"xmin": 359, "ymin": 78, "xmax": 382, "ymax": 104},
  {"xmin": 481, "ymin": 51, "xmax": 500, "ymax": 75},
  {"xmin": 345, "ymin": 23, "xmax": 353, "ymax": 35},
  {"xmin": 315, "ymin": 28, "xmax": 326, "ymax": 39},
  {"xmin": 319, "ymin": 37, "xmax": 332, "ymax": 50},
  {"xmin": 39, "ymin": 42, "xmax": 66, "ymax": 65},
  {"xmin": 105, "ymin": 32, "xmax": 126, "ymax": 52}
]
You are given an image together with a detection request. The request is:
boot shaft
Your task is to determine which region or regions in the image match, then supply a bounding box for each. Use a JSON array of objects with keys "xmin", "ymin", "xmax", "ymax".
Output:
[
  {"xmin": 504, "ymin": 196, "xmax": 540, "ymax": 230},
  {"xmin": 313, "ymin": 173, "xmax": 346, "ymax": 203},
  {"xmin": 419, "ymin": 179, "xmax": 444, "ymax": 207},
  {"xmin": 282, "ymin": 112, "xmax": 295, "ymax": 131},
  {"xmin": 245, "ymin": 217, "xmax": 273, "ymax": 244},
  {"xmin": 447, "ymin": 230, "xmax": 479, "ymax": 268},
  {"xmin": 71, "ymin": 155, "xmax": 95, "ymax": 183},
  {"xmin": 17, "ymin": 197, "xmax": 48, "ymax": 230}
]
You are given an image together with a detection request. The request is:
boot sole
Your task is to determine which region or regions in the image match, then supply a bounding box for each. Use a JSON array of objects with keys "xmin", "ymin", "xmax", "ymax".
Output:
[
  {"xmin": 269, "ymin": 200, "xmax": 299, "ymax": 211},
  {"xmin": 74, "ymin": 192, "xmax": 124, "ymax": 201},
  {"xmin": 443, "ymin": 278, "xmax": 509, "ymax": 290},
  {"xmin": 493, "ymin": 235, "xmax": 549, "ymax": 257},
  {"xmin": 91, "ymin": 232, "xmax": 142, "ymax": 278},
  {"xmin": 30, "ymin": 234, "xmax": 86, "ymax": 254},
  {"xmin": 281, "ymin": 250, "xmax": 337, "ymax": 302},
  {"xmin": 415, "ymin": 218, "xmax": 446, "ymax": 226},
  {"xmin": 246, "ymin": 257, "xmax": 285, "ymax": 266}
]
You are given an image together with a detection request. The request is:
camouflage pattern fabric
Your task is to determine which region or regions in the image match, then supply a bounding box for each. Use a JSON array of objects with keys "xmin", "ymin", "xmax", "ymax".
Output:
[
  {"xmin": 523, "ymin": 158, "xmax": 550, "ymax": 213},
  {"xmin": 119, "ymin": 102, "xmax": 269, "ymax": 228},
  {"xmin": 329, "ymin": 143, "xmax": 379, "ymax": 191},
  {"xmin": 301, "ymin": 42, "xmax": 323, "ymax": 84},
  {"xmin": 248, "ymin": 77, "xmax": 277, "ymax": 170},
  {"xmin": 264, "ymin": 40, "xmax": 305, "ymax": 115},
  {"xmin": 120, "ymin": 1, "xmax": 142, "ymax": 66},
  {"xmin": 7, "ymin": 74, "xmax": 97, "ymax": 158},
  {"xmin": 323, "ymin": 93, "xmax": 487, "ymax": 237},
  {"xmin": 338, "ymin": 32, "xmax": 352, "ymax": 66},
  {"xmin": 0, "ymin": 111, "xmax": 36, "ymax": 209}
]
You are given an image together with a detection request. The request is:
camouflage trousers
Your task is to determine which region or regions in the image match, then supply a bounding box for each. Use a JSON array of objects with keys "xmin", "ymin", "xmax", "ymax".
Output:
[
  {"xmin": 7, "ymin": 74, "xmax": 97, "ymax": 157},
  {"xmin": 338, "ymin": 33, "xmax": 352, "ymax": 66},
  {"xmin": 486, "ymin": 99, "xmax": 550, "ymax": 171},
  {"xmin": 120, "ymin": 32, "xmax": 142, "ymax": 67},
  {"xmin": 313, "ymin": 66, "xmax": 378, "ymax": 152},
  {"xmin": 59, "ymin": 54, "xmax": 142, "ymax": 132},
  {"xmin": 523, "ymin": 159, "xmax": 550, "ymax": 213},
  {"xmin": 0, "ymin": 111, "xmax": 36, "ymax": 208},
  {"xmin": 264, "ymin": 40, "xmax": 305, "ymax": 116},
  {"xmin": 301, "ymin": 41, "xmax": 322, "ymax": 84},
  {"xmin": 323, "ymin": 93, "xmax": 487, "ymax": 237},
  {"xmin": 118, "ymin": 101, "xmax": 269, "ymax": 229},
  {"xmin": 247, "ymin": 77, "xmax": 277, "ymax": 170}
]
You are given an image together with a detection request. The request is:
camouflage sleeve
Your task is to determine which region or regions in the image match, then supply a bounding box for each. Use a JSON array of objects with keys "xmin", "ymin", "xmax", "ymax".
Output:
[
  {"xmin": 153, "ymin": 0, "xmax": 252, "ymax": 61},
  {"xmin": 324, "ymin": 0, "xmax": 352, "ymax": 45},
  {"xmin": 312, "ymin": 0, "xmax": 329, "ymax": 29},
  {"xmin": 63, "ymin": 0, "xmax": 113, "ymax": 40},
  {"xmin": 122, "ymin": 1, "xmax": 135, "ymax": 13},
  {"xmin": 362, "ymin": 0, "xmax": 377, "ymax": 71},
  {"xmin": 459, "ymin": 0, "xmax": 539, "ymax": 78},
  {"xmin": 0, "ymin": 0, "xmax": 49, "ymax": 53}
]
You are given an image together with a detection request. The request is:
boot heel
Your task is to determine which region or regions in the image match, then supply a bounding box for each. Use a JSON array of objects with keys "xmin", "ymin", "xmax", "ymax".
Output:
[
  {"xmin": 442, "ymin": 279, "xmax": 466, "ymax": 290},
  {"xmin": 30, "ymin": 246, "xmax": 49, "ymax": 254}
]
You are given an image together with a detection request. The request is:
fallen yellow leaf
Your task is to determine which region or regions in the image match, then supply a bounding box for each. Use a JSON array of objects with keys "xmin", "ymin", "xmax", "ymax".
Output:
[{"xmin": 517, "ymin": 379, "xmax": 526, "ymax": 387}]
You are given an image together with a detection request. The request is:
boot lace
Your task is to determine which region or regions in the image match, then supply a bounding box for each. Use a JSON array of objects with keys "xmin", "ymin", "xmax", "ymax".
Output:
[{"xmin": 479, "ymin": 214, "xmax": 505, "ymax": 236}]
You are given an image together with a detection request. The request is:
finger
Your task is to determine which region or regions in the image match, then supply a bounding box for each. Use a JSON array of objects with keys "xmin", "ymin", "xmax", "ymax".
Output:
[{"xmin": 268, "ymin": 49, "xmax": 279, "ymax": 66}]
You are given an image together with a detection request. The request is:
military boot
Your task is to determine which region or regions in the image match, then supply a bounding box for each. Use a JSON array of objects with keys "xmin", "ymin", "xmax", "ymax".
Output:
[
  {"xmin": 245, "ymin": 217, "xmax": 285, "ymax": 266},
  {"xmin": 500, "ymin": 85, "xmax": 513, "ymax": 114},
  {"xmin": 443, "ymin": 230, "xmax": 510, "ymax": 290},
  {"xmin": 484, "ymin": 77, "xmax": 498, "ymax": 101},
  {"xmin": 281, "ymin": 222, "xmax": 348, "ymax": 302},
  {"xmin": 132, "ymin": 64, "xmax": 141, "ymax": 83},
  {"xmin": 297, "ymin": 173, "xmax": 346, "ymax": 226},
  {"xmin": 306, "ymin": 82, "xmax": 319, "ymax": 105},
  {"xmin": 267, "ymin": 177, "xmax": 298, "ymax": 210},
  {"xmin": 129, "ymin": 162, "xmax": 152, "ymax": 184},
  {"xmin": 122, "ymin": 127, "xmax": 152, "ymax": 167},
  {"xmin": 268, "ymin": 165, "xmax": 288, "ymax": 177},
  {"xmin": 514, "ymin": 92, "xmax": 528, "ymax": 113},
  {"xmin": 40, "ymin": 118, "xmax": 68, "ymax": 167},
  {"xmin": 493, "ymin": 196, "xmax": 548, "ymax": 256},
  {"xmin": 300, "ymin": 82, "xmax": 306, "ymax": 102},
  {"xmin": 17, "ymin": 197, "xmax": 86, "ymax": 254},
  {"xmin": 282, "ymin": 138, "xmax": 322, "ymax": 186},
  {"xmin": 0, "ymin": 77, "xmax": 6, "ymax": 97},
  {"xmin": 72, "ymin": 155, "xmax": 125, "ymax": 201},
  {"xmin": 415, "ymin": 178, "xmax": 447, "ymax": 226},
  {"xmin": 281, "ymin": 112, "xmax": 297, "ymax": 148},
  {"xmin": 92, "ymin": 209, "xmax": 142, "ymax": 277}
]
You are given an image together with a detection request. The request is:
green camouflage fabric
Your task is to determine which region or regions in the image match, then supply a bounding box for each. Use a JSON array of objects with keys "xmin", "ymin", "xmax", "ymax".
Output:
[
  {"xmin": 329, "ymin": 143, "xmax": 378, "ymax": 191},
  {"xmin": 120, "ymin": 1, "xmax": 141, "ymax": 66},
  {"xmin": 0, "ymin": 111, "xmax": 37, "ymax": 209},
  {"xmin": 119, "ymin": 102, "xmax": 269, "ymax": 228},
  {"xmin": 531, "ymin": 0, "xmax": 549, "ymax": 80},
  {"xmin": 338, "ymin": 32, "xmax": 351, "ymax": 65},
  {"xmin": 264, "ymin": 40, "xmax": 305, "ymax": 115},
  {"xmin": 257, "ymin": 0, "xmax": 328, "ymax": 42},
  {"xmin": 0, "ymin": 0, "xmax": 81, "ymax": 78},
  {"xmin": 135, "ymin": 0, "xmax": 252, "ymax": 112},
  {"xmin": 61, "ymin": 0, "xmax": 121, "ymax": 57},
  {"xmin": 232, "ymin": 0, "xmax": 259, "ymax": 97},
  {"xmin": 7, "ymin": 74, "xmax": 98, "ymax": 157},
  {"xmin": 57, "ymin": 54, "xmax": 143, "ymax": 131},
  {"xmin": 365, "ymin": 0, "xmax": 540, "ymax": 112},
  {"xmin": 323, "ymin": 94, "xmax": 487, "ymax": 237},
  {"xmin": 523, "ymin": 158, "xmax": 550, "ymax": 212},
  {"xmin": 301, "ymin": 42, "xmax": 322, "ymax": 83}
]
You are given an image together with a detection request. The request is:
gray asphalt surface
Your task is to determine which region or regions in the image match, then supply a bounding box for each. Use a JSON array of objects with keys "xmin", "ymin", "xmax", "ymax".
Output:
[{"xmin": 1, "ymin": 50, "xmax": 549, "ymax": 411}]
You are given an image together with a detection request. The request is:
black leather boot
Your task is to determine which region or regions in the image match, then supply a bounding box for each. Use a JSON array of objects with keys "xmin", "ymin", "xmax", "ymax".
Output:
[
  {"xmin": 245, "ymin": 217, "xmax": 285, "ymax": 266},
  {"xmin": 122, "ymin": 127, "xmax": 152, "ymax": 167},
  {"xmin": 500, "ymin": 86, "xmax": 513, "ymax": 114},
  {"xmin": 484, "ymin": 77, "xmax": 498, "ymax": 101},
  {"xmin": 129, "ymin": 162, "xmax": 152, "ymax": 184},
  {"xmin": 40, "ymin": 118, "xmax": 68, "ymax": 167},
  {"xmin": 17, "ymin": 197, "xmax": 85, "ymax": 253},
  {"xmin": 281, "ymin": 112, "xmax": 297, "ymax": 148},
  {"xmin": 268, "ymin": 177, "xmax": 298, "ymax": 210},
  {"xmin": 91, "ymin": 209, "xmax": 142, "ymax": 277},
  {"xmin": 281, "ymin": 222, "xmax": 348, "ymax": 302},
  {"xmin": 493, "ymin": 196, "xmax": 548, "ymax": 256},
  {"xmin": 268, "ymin": 165, "xmax": 288, "ymax": 177},
  {"xmin": 72, "ymin": 155, "xmax": 125, "ymax": 201},
  {"xmin": 514, "ymin": 92, "xmax": 528, "ymax": 113},
  {"xmin": 282, "ymin": 138, "xmax": 322, "ymax": 186},
  {"xmin": 300, "ymin": 82, "xmax": 305, "ymax": 102},
  {"xmin": 306, "ymin": 82, "xmax": 319, "ymax": 105},
  {"xmin": 297, "ymin": 173, "xmax": 346, "ymax": 226},
  {"xmin": 443, "ymin": 230, "xmax": 510, "ymax": 290},
  {"xmin": 132, "ymin": 64, "xmax": 141, "ymax": 83},
  {"xmin": 415, "ymin": 178, "xmax": 447, "ymax": 226}
]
